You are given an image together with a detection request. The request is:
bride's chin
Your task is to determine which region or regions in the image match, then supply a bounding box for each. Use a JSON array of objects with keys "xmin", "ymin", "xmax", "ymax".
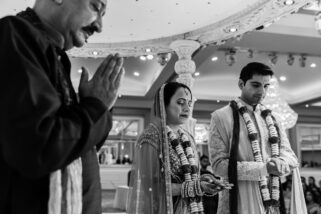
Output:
[{"xmin": 179, "ymin": 119, "xmax": 188, "ymax": 124}]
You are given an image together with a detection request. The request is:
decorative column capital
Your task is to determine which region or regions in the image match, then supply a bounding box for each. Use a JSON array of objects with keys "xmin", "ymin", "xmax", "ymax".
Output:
[
  {"xmin": 170, "ymin": 40, "xmax": 200, "ymax": 89},
  {"xmin": 170, "ymin": 40, "xmax": 200, "ymax": 60}
]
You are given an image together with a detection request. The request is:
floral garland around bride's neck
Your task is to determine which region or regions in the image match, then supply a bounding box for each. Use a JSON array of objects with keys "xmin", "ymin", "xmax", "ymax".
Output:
[
  {"xmin": 166, "ymin": 126, "xmax": 204, "ymax": 214},
  {"xmin": 236, "ymin": 100, "xmax": 281, "ymax": 207}
]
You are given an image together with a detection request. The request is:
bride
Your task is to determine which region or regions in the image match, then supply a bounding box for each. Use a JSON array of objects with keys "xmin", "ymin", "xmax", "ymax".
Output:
[{"xmin": 128, "ymin": 82, "xmax": 232, "ymax": 214}]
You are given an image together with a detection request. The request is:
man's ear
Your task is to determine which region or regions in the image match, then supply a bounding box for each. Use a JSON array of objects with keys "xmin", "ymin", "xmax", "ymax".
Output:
[{"xmin": 238, "ymin": 79, "xmax": 244, "ymax": 90}]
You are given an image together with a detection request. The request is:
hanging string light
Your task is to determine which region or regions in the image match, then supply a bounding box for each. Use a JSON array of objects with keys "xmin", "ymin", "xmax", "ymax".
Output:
[{"xmin": 217, "ymin": 48, "xmax": 318, "ymax": 68}]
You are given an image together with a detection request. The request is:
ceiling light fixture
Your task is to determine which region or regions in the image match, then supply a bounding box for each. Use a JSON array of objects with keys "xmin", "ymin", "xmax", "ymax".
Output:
[
  {"xmin": 157, "ymin": 52, "xmax": 172, "ymax": 66},
  {"xmin": 194, "ymin": 72, "xmax": 200, "ymax": 76},
  {"xmin": 92, "ymin": 51, "xmax": 99, "ymax": 56},
  {"xmin": 225, "ymin": 49, "xmax": 236, "ymax": 66},
  {"xmin": 299, "ymin": 54, "xmax": 306, "ymax": 67},
  {"xmin": 145, "ymin": 48, "xmax": 151, "ymax": 53},
  {"xmin": 211, "ymin": 56, "xmax": 218, "ymax": 61},
  {"xmin": 279, "ymin": 76, "xmax": 287, "ymax": 81},
  {"xmin": 146, "ymin": 54, "xmax": 154, "ymax": 60},
  {"xmin": 229, "ymin": 27, "xmax": 237, "ymax": 33},
  {"xmin": 78, "ymin": 69, "xmax": 82, "ymax": 73},
  {"xmin": 139, "ymin": 55, "xmax": 147, "ymax": 61},
  {"xmin": 287, "ymin": 54, "xmax": 295, "ymax": 66},
  {"xmin": 284, "ymin": 0, "xmax": 295, "ymax": 5},
  {"xmin": 263, "ymin": 21, "xmax": 273, "ymax": 28},
  {"xmin": 305, "ymin": 104, "xmax": 310, "ymax": 108},
  {"xmin": 310, "ymin": 63, "xmax": 317, "ymax": 68},
  {"xmin": 133, "ymin": 72, "xmax": 140, "ymax": 77},
  {"xmin": 268, "ymin": 52, "xmax": 278, "ymax": 65}
]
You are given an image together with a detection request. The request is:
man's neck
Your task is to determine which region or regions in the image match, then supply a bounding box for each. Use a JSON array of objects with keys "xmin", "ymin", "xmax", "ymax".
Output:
[
  {"xmin": 33, "ymin": 6, "xmax": 65, "ymax": 49},
  {"xmin": 236, "ymin": 97, "xmax": 260, "ymax": 112},
  {"xmin": 239, "ymin": 97, "xmax": 255, "ymax": 106},
  {"xmin": 239, "ymin": 97, "xmax": 260, "ymax": 109}
]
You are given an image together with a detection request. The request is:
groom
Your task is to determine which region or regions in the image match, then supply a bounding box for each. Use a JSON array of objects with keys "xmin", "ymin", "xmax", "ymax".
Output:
[{"xmin": 208, "ymin": 62, "xmax": 299, "ymax": 214}]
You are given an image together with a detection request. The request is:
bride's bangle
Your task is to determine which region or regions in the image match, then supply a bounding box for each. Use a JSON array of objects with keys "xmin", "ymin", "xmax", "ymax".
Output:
[
  {"xmin": 181, "ymin": 181, "xmax": 190, "ymax": 198},
  {"xmin": 187, "ymin": 181, "xmax": 195, "ymax": 198},
  {"xmin": 195, "ymin": 180, "xmax": 203, "ymax": 196}
]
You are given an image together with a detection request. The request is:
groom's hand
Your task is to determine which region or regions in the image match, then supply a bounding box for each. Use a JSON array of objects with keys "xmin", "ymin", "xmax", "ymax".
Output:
[{"xmin": 267, "ymin": 158, "xmax": 290, "ymax": 176}]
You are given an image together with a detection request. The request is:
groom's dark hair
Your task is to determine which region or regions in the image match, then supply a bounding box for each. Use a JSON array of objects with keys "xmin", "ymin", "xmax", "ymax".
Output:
[{"xmin": 239, "ymin": 62, "xmax": 274, "ymax": 84}]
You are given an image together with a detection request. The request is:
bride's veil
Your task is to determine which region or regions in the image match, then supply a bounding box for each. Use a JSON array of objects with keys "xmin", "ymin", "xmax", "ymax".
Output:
[{"xmin": 127, "ymin": 84, "xmax": 173, "ymax": 214}]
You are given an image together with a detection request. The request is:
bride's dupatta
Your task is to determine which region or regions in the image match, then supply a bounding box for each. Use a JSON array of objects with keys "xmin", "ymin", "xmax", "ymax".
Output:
[{"xmin": 128, "ymin": 84, "xmax": 174, "ymax": 214}]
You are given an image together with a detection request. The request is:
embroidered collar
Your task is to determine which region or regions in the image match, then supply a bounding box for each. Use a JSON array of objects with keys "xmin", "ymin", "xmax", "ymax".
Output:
[{"xmin": 236, "ymin": 97, "xmax": 260, "ymax": 113}]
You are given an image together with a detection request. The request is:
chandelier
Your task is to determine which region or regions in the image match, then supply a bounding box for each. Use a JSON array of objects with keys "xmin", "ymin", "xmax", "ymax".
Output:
[{"xmin": 263, "ymin": 77, "xmax": 298, "ymax": 129}]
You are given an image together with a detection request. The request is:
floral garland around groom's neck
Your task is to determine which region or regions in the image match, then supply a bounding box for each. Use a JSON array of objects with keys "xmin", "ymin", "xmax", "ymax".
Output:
[{"xmin": 236, "ymin": 100, "xmax": 281, "ymax": 207}]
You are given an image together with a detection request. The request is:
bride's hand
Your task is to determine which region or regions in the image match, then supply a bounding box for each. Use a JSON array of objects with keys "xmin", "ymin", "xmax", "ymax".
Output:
[
  {"xmin": 200, "ymin": 177, "xmax": 233, "ymax": 195},
  {"xmin": 211, "ymin": 178, "xmax": 234, "ymax": 190}
]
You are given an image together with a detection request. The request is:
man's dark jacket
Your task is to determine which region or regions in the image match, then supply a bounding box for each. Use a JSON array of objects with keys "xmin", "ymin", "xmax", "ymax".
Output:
[{"xmin": 0, "ymin": 8, "xmax": 112, "ymax": 214}]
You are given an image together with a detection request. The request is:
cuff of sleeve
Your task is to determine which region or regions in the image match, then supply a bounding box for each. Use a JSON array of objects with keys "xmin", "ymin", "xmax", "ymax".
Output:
[
  {"xmin": 260, "ymin": 163, "xmax": 268, "ymax": 177},
  {"xmin": 80, "ymin": 97, "xmax": 107, "ymax": 123}
]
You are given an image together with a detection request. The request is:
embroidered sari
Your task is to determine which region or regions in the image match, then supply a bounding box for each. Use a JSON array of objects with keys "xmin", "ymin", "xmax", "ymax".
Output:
[{"xmin": 128, "ymin": 84, "xmax": 199, "ymax": 214}]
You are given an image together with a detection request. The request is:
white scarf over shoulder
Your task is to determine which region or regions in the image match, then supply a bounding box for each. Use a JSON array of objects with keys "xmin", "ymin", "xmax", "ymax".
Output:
[{"xmin": 48, "ymin": 158, "xmax": 82, "ymax": 214}]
